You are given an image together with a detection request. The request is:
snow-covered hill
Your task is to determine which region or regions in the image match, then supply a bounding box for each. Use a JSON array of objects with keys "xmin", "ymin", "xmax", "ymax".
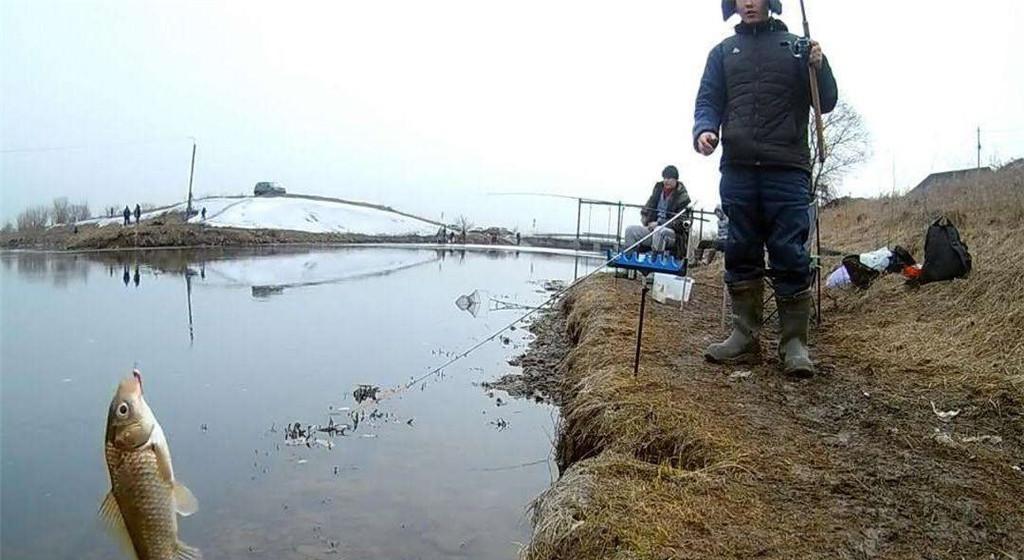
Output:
[{"xmin": 85, "ymin": 196, "xmax": 439, "ymax": 236}]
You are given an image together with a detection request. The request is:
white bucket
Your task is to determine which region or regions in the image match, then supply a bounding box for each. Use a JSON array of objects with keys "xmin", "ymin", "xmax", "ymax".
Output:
[{"xmin": 652, "ymin": 274, "xmax": 695, "ymax": 306}]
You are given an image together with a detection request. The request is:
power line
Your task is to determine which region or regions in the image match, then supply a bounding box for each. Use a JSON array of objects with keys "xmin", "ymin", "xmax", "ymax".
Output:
[{"xmin": 0, "ymin": 136, "xmax": 192, "ymax": 154}]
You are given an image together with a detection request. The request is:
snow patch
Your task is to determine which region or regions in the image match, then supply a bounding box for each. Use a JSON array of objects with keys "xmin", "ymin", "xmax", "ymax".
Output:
[
  {"xmin": 195, "ymin": 197, "xmax": 436, "ymax": 236},
  {"xmin": 82, "ymin": 196, "xmax": 438, "ymax": 237}
]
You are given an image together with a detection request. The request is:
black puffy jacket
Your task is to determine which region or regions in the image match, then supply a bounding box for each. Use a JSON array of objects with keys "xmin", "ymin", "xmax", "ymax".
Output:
[
  {"xmin": 640, "ymin": 182, "xmax": 691, "ymax": 236},
  {"xmin": 693, "ymin": 19, "xmax": 838, "ymax": 172}
]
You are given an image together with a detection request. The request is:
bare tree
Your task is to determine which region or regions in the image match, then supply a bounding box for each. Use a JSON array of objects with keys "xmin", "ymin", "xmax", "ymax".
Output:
[
  {"xmin": 810, "ymin": 99, "xmax": 871, "ymax": 204},
  {"xmin": 454, "ymin": 214, "xmax": 474, "ymax": 232},
  {"xmin": 2, "ymin": 222, "xmax": 14, "ymax": 234},
  {"xmin": 69, "ymin": 201, "xmax": 91, "ymax": 222},
  {"xmin": 51, "ymin": 197, "xmax": 72, "ymax": 225},
  {"xmin": 17, "ymin": 206, "xmax": 50, "ymax": 231}
]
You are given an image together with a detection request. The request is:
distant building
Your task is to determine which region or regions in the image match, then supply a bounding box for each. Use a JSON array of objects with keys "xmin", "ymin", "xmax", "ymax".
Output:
[
  {"xmin": 254, "ymin": 181, "xmax": 287, "ymax": 197},
  {"xmin": 909, "ymin": 167, "xmax": 994, "ymax": 197}
]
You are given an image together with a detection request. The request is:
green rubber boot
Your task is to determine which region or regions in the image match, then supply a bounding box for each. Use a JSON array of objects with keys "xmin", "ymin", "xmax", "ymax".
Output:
[
  {"xmin": 777, "ymin": 289, "xmax": 815, "ymax": 378},
  {"xmin": 705, "ymin": 279, "xmax": 763, "ymax": 364}
]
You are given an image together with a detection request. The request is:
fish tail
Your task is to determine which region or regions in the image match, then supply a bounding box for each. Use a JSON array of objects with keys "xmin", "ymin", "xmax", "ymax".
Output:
[{"xmin": 175, "ymin": 540, "xmax": 202, "ymax": 560}]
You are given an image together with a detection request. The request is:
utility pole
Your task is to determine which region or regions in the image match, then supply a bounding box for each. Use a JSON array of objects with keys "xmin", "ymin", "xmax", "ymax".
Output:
[
  {"xmin": 976, "ymin": 126, "xmax": 982, "ymax": 169},
  {"xmin": 186, "ymin": 140, "xmax": 197, "ymax": 217}
]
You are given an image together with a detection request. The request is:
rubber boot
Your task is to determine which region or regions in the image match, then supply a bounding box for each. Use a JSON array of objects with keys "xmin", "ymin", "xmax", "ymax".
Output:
[
  {"xmin": 777, "ymin": 290, "xmax": 815, "ymax": 378},
  {"xmin": 705, "ymin": 279, "xmax": 763, "ymax": 364}
]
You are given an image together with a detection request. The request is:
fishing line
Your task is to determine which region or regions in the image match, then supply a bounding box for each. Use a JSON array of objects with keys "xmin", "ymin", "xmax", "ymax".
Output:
[{"xmin": 387, "ymin": 207, "xmax": 693, "ymax": 397}]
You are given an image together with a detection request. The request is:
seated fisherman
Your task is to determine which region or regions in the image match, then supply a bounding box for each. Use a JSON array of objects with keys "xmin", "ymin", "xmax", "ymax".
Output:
[{"xmin": 623, "ymin": 165, "xmax": 692, "ymax": 255}]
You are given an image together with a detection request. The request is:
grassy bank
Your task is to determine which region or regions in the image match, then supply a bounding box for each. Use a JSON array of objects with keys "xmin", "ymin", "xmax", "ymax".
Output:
[
  {"xmin": 523, "ymin": 167, "xmax": 1024, "ymax": 559},
  {"xmin": 0, "ymin": 213, "xmax": 447, "ymax": 251}
]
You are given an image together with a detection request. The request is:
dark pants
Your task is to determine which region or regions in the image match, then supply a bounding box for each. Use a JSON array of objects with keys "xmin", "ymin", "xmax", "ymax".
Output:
[{"xmin": 720, "ymin": 166, "xmax": 811, "ymax": 297}]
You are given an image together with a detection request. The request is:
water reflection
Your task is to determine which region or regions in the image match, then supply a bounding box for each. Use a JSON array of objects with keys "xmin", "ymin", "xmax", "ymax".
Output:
[
  {"xmin": 247, "ymin": 253, "xmax": 440, "ymax": 299},
  {"xmin": 186, "ymin": 269, "xmax": 196, "ymax": 344},
  {"xmin": 2, "ymin": 251, "xmax": 91, "ymax": 287},
  {"xmin": 1, "ymin": 246, "xmax": 601, "ymax": 559}
]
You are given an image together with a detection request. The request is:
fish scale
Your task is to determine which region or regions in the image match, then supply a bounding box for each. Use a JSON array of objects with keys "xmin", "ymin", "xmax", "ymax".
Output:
[{"xmin": 106, "ymin": 439, "xmax": 181, "ymax": 559}]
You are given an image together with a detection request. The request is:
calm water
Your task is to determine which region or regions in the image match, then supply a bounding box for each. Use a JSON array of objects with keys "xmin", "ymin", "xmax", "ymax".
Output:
[{"xmin": 0, "ymin": 246, "xmax": 595, "ymax": 559}]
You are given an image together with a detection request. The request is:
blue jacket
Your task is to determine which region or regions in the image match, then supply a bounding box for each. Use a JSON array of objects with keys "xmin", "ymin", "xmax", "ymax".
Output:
[{"xmin": 693, "ymin": 19, "xmax": 838, "ymax": 171}]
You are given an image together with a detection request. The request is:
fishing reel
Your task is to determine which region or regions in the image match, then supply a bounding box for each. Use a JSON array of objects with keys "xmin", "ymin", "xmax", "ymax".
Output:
[{"xmin": 791, "ymin": 37, "xmax": 811, "ymax": 59}]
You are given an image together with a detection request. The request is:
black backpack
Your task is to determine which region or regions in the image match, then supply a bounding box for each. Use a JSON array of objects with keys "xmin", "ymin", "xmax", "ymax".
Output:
[{"xmin": 918, "ymin": 217, "xmax": 972, "ymax": 285}]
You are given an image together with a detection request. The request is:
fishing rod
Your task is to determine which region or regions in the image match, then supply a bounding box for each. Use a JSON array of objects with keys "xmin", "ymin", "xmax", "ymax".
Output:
[
  {"xmin": 799, "ymin": 0, "xmax": 827, "ymax": 164},
  {"xmin": 800, "ymin": 0, "xmax": 827, "ymax": 325},
  {"xmin": 347, "ymin": 206, "xmax": 696, "ymax": 413},
  {"xmin": 404, "ymin": 207, "xmax": 691, "ymax": 388},
  {"xmin": 488, "ymin": 192, "xmax": 582, "ymax": 201}
]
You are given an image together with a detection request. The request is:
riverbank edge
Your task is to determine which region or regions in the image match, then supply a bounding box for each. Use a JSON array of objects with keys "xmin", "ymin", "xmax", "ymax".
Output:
[
  {"xmin": 516, "ymin": 273, "xmax": 1024, "ymax": 559},
  {"xmin": 0, "ymin": 219, "xmax": 462, "ymax": 251}
]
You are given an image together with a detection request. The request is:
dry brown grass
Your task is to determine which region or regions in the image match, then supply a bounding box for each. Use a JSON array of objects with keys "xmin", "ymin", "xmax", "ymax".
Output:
[
  {"xmin": 524, "ymin": 275, "xmax": 845, "ymax": 559},
  {"xmin": 555, "ymin": 285, "xmax": 738, "ymax": 471},
  {"xmin": 528, "ymin": 453, "xmax": 781, "ymax": 560},
  {"xmin": 523, "ymin": 167, "xmax": 1024, "ymax": 559},
  {"xmin": 820, "ymin": 167, "xmax": 1024, "ymax": 395}
]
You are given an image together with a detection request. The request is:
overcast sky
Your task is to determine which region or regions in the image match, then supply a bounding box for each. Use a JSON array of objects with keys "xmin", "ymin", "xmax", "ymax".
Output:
[{"xmin": 2, "ymin": 1, "xmax": 1022, "ymax": 232}]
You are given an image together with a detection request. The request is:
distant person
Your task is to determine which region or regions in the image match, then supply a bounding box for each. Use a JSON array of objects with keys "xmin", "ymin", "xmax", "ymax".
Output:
[
  {"xmin": 133, "ymin": 265, "xmax": 140, "ymax": 287},
  {"xmin": 714, "ymin": 204, "xmax": 728, "ymax": 252},
  {"xmin": 623, "ymin": 165, "xmax": 691, "ymax": 255},
  {"xmin": 448, "ymin": 231, "xmax": 456, "ymax": 244},
  {"xmin": 133, "ymin": 204, "xmax": 141, "ymax": 225},
  {"xmin": 201, "ymin": 207, "xmax": 207, "ymax": 220},
  {"xmin": 123, "ymin": 206, "xmax": 131, "ymax": 226},
  {"xmin": 122, "ymin": 265, "xmax": 130, "ymax": 285},
  {"xmin": 516, "ymin": 232, "xmax": 521, "ymax": 246}
]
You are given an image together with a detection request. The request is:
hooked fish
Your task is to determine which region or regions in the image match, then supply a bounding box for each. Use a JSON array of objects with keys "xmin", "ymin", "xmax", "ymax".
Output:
[{"xmin": 100, "ymin": 370, "xmax": 201, "ymax": 560}]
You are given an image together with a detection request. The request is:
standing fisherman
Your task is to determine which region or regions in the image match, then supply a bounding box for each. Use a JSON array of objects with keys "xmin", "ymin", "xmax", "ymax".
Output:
[{"xmin": 694, "ymin": 0, "xmax": 837, "ymax": 377}]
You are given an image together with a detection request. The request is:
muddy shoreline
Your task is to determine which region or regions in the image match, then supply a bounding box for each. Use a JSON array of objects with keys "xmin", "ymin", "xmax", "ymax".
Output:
[
  {"xmin": 482, "ymin": 308, "xmax": 571, "ymax": 408},
  {"xmin": 505, "ymin": 273, "xmax": 1023, "ymax": 559}
]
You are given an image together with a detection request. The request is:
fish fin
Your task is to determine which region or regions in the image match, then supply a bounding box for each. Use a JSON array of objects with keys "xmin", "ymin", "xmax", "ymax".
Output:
[
  {"xmin": 175, "ymin": 540, "xmax": 203, "ymax": 560},
  {"xmin": 172, "ymin": 481, "xmax": 199, "ymax": 517},
  {"xmin": 151, "ymin": 426, "xmax": 198, "ymax": 517},
  {"xmin": 98, "ymin": 491, "xmax": 139, "ymax": 560},
  {"xmin": 150, "ymin": 424, "xmax": 176, "ymax": 484}
]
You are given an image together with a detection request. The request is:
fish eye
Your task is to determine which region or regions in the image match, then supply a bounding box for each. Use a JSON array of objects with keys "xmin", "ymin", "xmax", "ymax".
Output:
[{"xmin": 116, "ymin": 402, "xmax": 130, "ymax": 417}]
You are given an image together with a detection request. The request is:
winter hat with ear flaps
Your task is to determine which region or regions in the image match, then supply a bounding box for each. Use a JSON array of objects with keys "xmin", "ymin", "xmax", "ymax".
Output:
[{"xmin": 722, "ymin": 0, "xmax": 782, "ymax": 21}]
